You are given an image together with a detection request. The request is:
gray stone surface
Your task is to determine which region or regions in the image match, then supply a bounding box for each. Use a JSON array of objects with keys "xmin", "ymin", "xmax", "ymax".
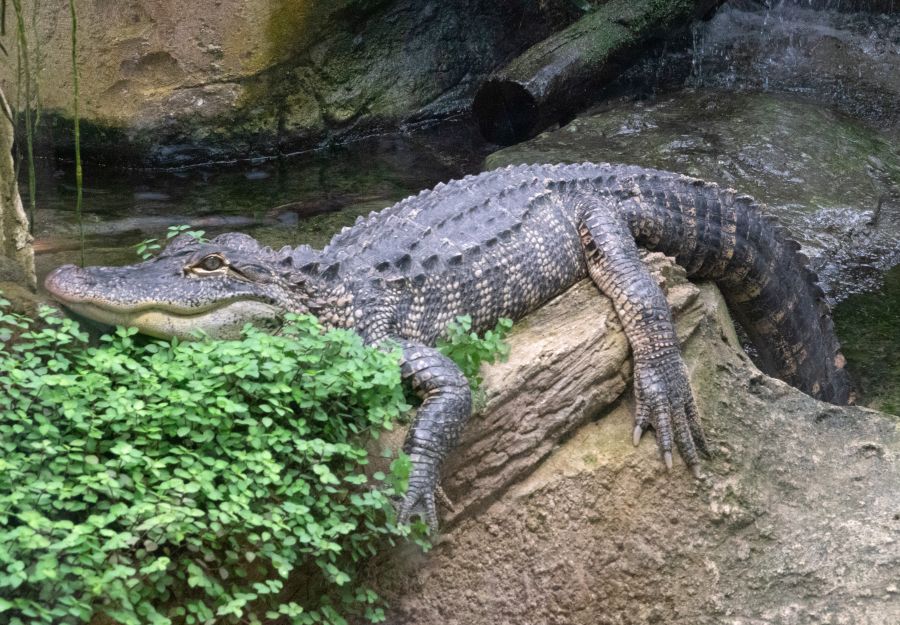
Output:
[{"xmin": 688, "ymin": 3, "xmax": 900, "ymax": 132}]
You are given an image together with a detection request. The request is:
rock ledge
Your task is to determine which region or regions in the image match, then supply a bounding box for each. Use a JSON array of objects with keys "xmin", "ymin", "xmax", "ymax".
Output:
[{"xmin": 367, "ymin": 253, "xmax": 900, "ymax": 625}]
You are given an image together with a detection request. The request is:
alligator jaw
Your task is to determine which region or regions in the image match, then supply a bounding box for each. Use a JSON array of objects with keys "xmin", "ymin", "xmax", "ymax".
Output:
[
  {"xmin": 44, "ymin": 262, "xmax": 285, "ymax": 340},
  {"xmin": 54, "ymin": 298, "xmax": 283, "ymax": 340}
]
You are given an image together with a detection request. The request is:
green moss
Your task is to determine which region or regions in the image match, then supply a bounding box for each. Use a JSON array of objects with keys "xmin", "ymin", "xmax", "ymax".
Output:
[
  {"xmin": 833, "ymin": 265, "xmax": 900, "ymax": 415},
  {"xmin": 264, "ymin": 0, "xmax": 318, "ymax": 63},
  {"xmin": 263, "ymin": 0, "xmax": 392, "ymax": 67},
  {"xmin": 622, "ymin": 0, "xmax": 699, "ymax": 35}
]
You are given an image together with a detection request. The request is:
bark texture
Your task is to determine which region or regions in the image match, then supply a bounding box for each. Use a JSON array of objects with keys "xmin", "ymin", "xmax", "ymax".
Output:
[
  {"xmin": 471, "ymin": 0, "xmax": 722, "ymax": 145},
  {"xmin": 0, "ymin": 88, "xmax": 35, "ymax": 290}
]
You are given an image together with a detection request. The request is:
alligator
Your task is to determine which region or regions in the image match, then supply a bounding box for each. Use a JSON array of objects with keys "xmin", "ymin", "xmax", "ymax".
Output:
[{"xmin": 44, "ymin": 162, "xmax": 851, "ymax": 529}]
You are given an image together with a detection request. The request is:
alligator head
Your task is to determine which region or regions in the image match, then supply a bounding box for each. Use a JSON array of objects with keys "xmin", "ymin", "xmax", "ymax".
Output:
[{"xmin": 44, "ymin": 232, "xmax": 348, "ymax": 340}]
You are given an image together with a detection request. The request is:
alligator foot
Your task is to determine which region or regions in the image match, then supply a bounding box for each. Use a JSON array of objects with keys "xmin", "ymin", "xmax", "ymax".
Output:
[
  {"xmin": 579, "ymin": 201, "xmax": 709, "ymax": 476},
  {"xmin": 631, "ymin": 353, "xmax": 709, "ymax": 475},
  {"xmin": 392, "ymin": 339, "xmax": 472, "ymax": 532},
  {"xmin": 396, "ymin": 457, "xmax": 439, "ymax": 532},
  {"xmin": 394, "ymin": 474, "xmax": 455, "ymax": 534}
]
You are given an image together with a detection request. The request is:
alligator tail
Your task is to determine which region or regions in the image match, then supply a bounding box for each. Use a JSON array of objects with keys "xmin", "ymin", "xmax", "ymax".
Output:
[{"xmin": 620, "ymin": 172, "xmax": 851, "ymax": 405}]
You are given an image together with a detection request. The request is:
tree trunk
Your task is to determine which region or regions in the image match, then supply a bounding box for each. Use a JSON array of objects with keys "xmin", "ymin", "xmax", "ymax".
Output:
[{"xmin": 0, "ymin": 87, "xmax": 35, "ymax": 290}]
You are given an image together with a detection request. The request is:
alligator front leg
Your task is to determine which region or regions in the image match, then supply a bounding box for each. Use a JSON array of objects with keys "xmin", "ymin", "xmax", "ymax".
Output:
[
  {"xmin": 579, "ymin": 202, "xmax": 708, "ymax": 473},
  {"xmin": 395, "ymin": 339, "xmax": 472, "ymax": 530}
]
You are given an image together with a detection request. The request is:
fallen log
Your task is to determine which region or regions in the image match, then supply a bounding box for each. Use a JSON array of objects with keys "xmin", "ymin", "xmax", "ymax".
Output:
[{"xmin": 472, "ymin": 0, "xmax": 722, "ymax": 145}]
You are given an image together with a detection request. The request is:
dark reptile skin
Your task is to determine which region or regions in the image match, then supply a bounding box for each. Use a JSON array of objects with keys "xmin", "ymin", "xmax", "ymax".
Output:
[{"xmin": 44, "ymin": 163, "xmax": 851, "ymax": 528}]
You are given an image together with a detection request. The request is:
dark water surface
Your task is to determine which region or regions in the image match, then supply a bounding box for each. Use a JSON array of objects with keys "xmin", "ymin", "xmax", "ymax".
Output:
[{"xmin": 29, "ymin": 121, "xmax": 487, "ymax": 285}]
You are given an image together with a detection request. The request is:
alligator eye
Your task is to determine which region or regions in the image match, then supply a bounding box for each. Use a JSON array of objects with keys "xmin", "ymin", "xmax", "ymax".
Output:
[{"xmin": 199, "ymin": 255, "xmax": 225, "ymax": 271}]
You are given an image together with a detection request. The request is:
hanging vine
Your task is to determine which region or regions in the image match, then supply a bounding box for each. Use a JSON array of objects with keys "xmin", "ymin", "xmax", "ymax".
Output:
[
  {"xmin": 69, "ymin": 0, "xmax": 83, "ymax": 265},
  {"xmin": 0, "ymin": 1, "xmax": 8, "ymax": 57},
  {"xmin": 10, "ymin": 0, "xmax": 37, "ymax": 235}
]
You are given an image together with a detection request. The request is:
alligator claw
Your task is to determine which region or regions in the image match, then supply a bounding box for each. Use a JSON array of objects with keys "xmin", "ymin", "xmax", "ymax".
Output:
[
  {"xmin": 395, "ymin": 485, "xmax": 454, "ymax": 533},
  {"xmin": 632, "ymin": 424, "xmax": 645, "ymax": 446},
  {"xmin": 396, "ymin": 486, "xmax": 438, "ymax": 532},
  {"xmin": 435, "ymin": 485, "xmax": 456, "ymax": 512},
  {"xmin": 632, "ymin": 353, "xmax": 707, "ymax": 478},
  {"xmin": 395, "ymin": 458, "xmax": 441, "ymax": 532}
]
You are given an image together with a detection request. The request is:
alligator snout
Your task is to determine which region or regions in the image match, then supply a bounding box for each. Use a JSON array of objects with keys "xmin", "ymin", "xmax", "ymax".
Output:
[{"xmin": 44, "ymin": 264, "xmax": 97, "ymax": 302}]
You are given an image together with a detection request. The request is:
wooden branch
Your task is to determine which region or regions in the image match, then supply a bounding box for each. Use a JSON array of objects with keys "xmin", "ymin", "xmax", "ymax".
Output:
[{"xmin": 472, "ymin": 0, "xmax": 722, "ymax": 145}]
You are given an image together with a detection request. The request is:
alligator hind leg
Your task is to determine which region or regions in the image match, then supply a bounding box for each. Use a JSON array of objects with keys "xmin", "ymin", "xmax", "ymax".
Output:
[{"xmin": 578, "ymin": 201, "xmax": 708, "ymax": 473}]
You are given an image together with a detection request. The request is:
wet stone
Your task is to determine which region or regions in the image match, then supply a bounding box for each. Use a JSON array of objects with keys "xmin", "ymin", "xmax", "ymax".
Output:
[{"xmin": 486, "ymin": 89, "xmax": 900, "ymax": 302}]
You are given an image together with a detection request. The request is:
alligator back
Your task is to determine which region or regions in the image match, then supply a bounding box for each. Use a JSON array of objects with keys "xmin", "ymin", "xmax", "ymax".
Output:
[
  {"xmin": 322, "ymin": 163, "xmax": 850, "ymax": 404},
  {"xmin": 326, "ymin": 164, "xmax": 591, "ymax": 341}
]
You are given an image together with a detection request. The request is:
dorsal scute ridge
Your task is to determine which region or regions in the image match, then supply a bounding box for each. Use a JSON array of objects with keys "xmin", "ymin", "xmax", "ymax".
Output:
[
  {"xmin": 526, "ymin": 190, "xmax": 554, "ymax": 211},
  {"xmin": 547, "ymin": 179, "xmax": 569, "ymax": 194},
  {"xmin": 724, "ymin": 182, "xmax": 844, "ymax": 382}
]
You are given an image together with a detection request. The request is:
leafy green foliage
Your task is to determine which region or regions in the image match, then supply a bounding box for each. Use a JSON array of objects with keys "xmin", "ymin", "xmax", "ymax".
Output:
[
  {"xmin": 833, "ymin": 264, "xmax": 900, "ymax": 415},
  {"xmin": 0, "ymin": 297, "xmax": 417, "ymax": 625},
  {"xmin": 437, "ymin": 315, "xmax": 513, "ymax": 390},
  {"xmin": 135, "ymin": 225, "xmax": 207, "ymax": 261}
]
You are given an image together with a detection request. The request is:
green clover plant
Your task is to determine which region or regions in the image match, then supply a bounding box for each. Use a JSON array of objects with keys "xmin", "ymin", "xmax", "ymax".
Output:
[{"xmin": 0, "ymin": 298, "xmax": 416, "ymax": 625}]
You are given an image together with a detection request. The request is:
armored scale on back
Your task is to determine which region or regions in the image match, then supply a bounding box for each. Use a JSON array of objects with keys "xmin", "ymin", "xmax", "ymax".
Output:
[{"xmin": 45, "ymin": 163, "xmax": 851, "ymax": 528}]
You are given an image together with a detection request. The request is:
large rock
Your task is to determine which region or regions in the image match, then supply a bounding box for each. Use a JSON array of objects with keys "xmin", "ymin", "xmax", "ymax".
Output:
[
  {"xmin": 374, "ymin": 252, "xmax": 708, "ymax": 519},
  {"xmin": 611, "ymin": 2, "xmax": 900, "ymax": 135},
  {"xmin": 366, "ymin": 254, "xmax": 900, "ymax": 625},
  {"xmin": 688, "ymin": 2, "xmax": 900, "ymax": 132},
  {"xmin": 0, "ymin": 0, "xmax": 573, "ymax": 166}
]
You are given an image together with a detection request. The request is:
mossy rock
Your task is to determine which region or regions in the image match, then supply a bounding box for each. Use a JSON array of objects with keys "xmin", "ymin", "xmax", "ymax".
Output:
[{"xmin": 486, "ymin": 89, "xmax": 900, "ymax": 299}]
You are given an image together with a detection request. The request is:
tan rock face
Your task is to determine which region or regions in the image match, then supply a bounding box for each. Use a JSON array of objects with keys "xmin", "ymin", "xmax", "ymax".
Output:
[
  {"xmin": 365, "ymin": 254, "xmax": 900, "ymax": 625},
  {"xmin": 0, "ymin": 1, "xmax": 569, "ymax": 165},
  {"xmin": 1, "ymin": 1, "xmax": 275, "ymax": 125}
]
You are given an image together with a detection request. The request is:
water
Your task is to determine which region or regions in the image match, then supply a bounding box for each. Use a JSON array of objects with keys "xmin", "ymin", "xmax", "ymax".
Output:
[
  {"xmin": 616, "ymin": 1, "xmax": 900, "ymax": 132},
  {"xmin": 29, "ymin": 121, "xmax": 487, "ymax": 285}
]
